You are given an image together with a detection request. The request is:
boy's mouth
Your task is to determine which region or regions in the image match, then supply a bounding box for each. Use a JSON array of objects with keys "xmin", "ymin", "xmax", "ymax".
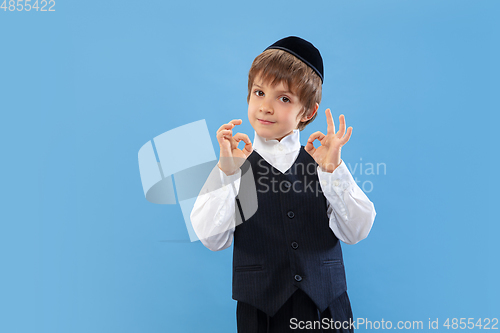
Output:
[{"xmin": 258, "ymin": 119, "xmax": 275, "ymax": 124}]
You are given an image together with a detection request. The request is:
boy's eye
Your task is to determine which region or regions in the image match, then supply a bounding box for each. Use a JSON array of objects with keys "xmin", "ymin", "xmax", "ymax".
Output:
[
  {"xmin": 280, "ymin": 96, "xmax": 290, "ymax": 103},
  {"xmin": 254, "ymin": 90, "xmax": 264, "ymax": 97}
]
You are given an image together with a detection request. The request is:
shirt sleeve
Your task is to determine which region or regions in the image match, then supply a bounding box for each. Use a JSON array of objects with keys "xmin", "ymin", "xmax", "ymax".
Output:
[
  {"xmin": 317, "ymin": 160, "xmax": 376, "ymax": 245},
  {"xmin": 190, "ymin": 165, "xmax": 242, "ymax": 251}
]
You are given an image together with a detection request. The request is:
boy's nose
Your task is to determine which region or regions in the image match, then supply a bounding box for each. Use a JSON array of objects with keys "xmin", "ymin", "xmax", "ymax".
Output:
[{"xmin": 259, "ymin": 99, "xmax": 273, "ymax": 113}]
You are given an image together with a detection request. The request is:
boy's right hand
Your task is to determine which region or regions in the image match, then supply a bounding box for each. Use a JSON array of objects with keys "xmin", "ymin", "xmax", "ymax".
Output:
[{"xmin": 216, "ymin": 119, "xmax": 253, "ymax": 176}]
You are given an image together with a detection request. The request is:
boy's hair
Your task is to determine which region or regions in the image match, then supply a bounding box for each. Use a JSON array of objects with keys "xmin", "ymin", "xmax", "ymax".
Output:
[{"xmin": 247, "ymin": 49, "xmax": 322, "ymax": 131}]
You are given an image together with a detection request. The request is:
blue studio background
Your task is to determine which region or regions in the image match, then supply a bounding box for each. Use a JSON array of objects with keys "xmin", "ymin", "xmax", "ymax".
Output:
[{"xmin": 1, "ymin": 0, "xmax": 498, "ymax": 332}]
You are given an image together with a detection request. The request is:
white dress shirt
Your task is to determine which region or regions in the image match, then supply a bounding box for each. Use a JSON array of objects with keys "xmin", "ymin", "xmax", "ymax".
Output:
[{"xmin": 190, "ymin": 129, "xmax": 376, "ymax": 251}]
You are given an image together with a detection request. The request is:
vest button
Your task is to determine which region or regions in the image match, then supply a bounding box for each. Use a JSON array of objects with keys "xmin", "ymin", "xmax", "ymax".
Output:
[
  {"xmin": 291, "ymin": 242, "xmax": 299, "ymax": 250},
  {"xmin": 283, "ymin": 181, "xmax": 291, "ymax": 189},
  {"xmin": 294, "ymin": 274, "xmax": 302, "ymax": 282},
  {"xmin": 287, "ymin": 211, "xmax": 295, "ymax": 219}
]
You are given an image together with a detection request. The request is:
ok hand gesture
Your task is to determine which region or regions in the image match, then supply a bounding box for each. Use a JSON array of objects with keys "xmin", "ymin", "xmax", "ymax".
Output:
[
  {"xmin": 305, "ymin": 109, "xmax": 353, "ymax": 173},
  {"xmin": 216, "ymin": 119, "xmax": 253, "ymax": 176}
]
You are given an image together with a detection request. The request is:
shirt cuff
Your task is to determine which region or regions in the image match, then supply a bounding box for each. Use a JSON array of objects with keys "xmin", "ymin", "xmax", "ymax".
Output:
[
  {"xmin": 317, "ymin": 160, "xmax": 356, "ymax": 196},
  {"xmin": 218, "ymin": 166, "xmax": 242, "ymax": 197}
]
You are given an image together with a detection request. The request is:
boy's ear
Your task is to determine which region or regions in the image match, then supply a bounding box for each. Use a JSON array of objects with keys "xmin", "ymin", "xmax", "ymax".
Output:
[{"xmin": 300, "ymin": 103, "xmax": 319, "ymax": 122}]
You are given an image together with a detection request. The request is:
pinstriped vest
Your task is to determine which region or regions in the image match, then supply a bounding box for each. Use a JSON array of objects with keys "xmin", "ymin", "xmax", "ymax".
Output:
[{"xmin": 232, "ymin": 146, "xmax": 347, "ymax": 317}]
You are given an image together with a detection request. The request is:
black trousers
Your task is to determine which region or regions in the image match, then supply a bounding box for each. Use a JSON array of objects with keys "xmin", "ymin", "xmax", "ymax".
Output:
[{"xmin": 236, "ymin": 289, "xmax": 354, "ymax": 333}]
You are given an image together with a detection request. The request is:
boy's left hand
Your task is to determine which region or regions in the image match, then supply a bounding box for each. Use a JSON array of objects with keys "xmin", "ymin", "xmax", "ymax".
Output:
[{"xmin": 305, "ymin": 109, "xmax": 353, "ymax": 173}]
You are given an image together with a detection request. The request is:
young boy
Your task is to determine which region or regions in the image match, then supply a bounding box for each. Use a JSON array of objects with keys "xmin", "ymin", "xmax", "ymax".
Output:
[{"xmin": 191, "ymin": 36, "xmax": 376, "ymax": 332}]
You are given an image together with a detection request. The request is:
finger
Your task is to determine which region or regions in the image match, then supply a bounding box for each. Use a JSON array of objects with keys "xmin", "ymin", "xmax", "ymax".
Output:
[
  {"xmin": 340, "ymin": 127, "xmax": 353, "ymax": 145},
  {"xmin": 229, "ymin": 131, "xmax": 241, "ymax": 150},
  {"xmin": 325, "ymin": 109, "xmax": 335, "ymax": 135},
  {"xmin": 308, "ymin": 131, "xmax": 326, "ymax": 143},
  {"xmin": 233, "ymin": 132, "xmax": 251, "ymax": 145},
  {"xmin": 219, "ymin": 129, "xmax": 233, "ymax": 140},
  {"xmin": 305, "ymin": 131, "xmax": 325, "ymax": 154},
  {"xmin": 229, "ymin": 132, "xmax": 239, "ymax": 148},
  {"xmin": 337, "ymin": 114, "xmax": 346, "ymax": 137},
  {"xmin": 217, "ymin": 119, "xmax": 242, "ymax": 134},
  {"xmin": 304, "ymin": 141, "xmax": 316, "ymax": 155},
  {"xmin": 229, "ymin": 119, "xmax": 243, "ymax": 126},
  {"xmin": 217, "ymin": 131, "xmax": 232, "ymax": 153},
  {"xmin": 217, "ymin": 123, "xmax": 230, "ymax": 133},
  {"xmin": 233, "ymin": 133, "xmax": 253, "ymax": 155}
]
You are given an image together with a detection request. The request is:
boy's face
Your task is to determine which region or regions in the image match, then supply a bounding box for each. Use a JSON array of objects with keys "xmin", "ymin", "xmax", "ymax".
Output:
[{"xmin": 248, "ymin": 76, "xmax": 312, "ymax": 142}]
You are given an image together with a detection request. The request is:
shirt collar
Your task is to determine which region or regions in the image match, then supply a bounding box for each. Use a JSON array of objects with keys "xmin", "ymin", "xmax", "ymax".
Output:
[{"xmin": 253, "ymin": 129, "xmax": 301, "ymax": 155}]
